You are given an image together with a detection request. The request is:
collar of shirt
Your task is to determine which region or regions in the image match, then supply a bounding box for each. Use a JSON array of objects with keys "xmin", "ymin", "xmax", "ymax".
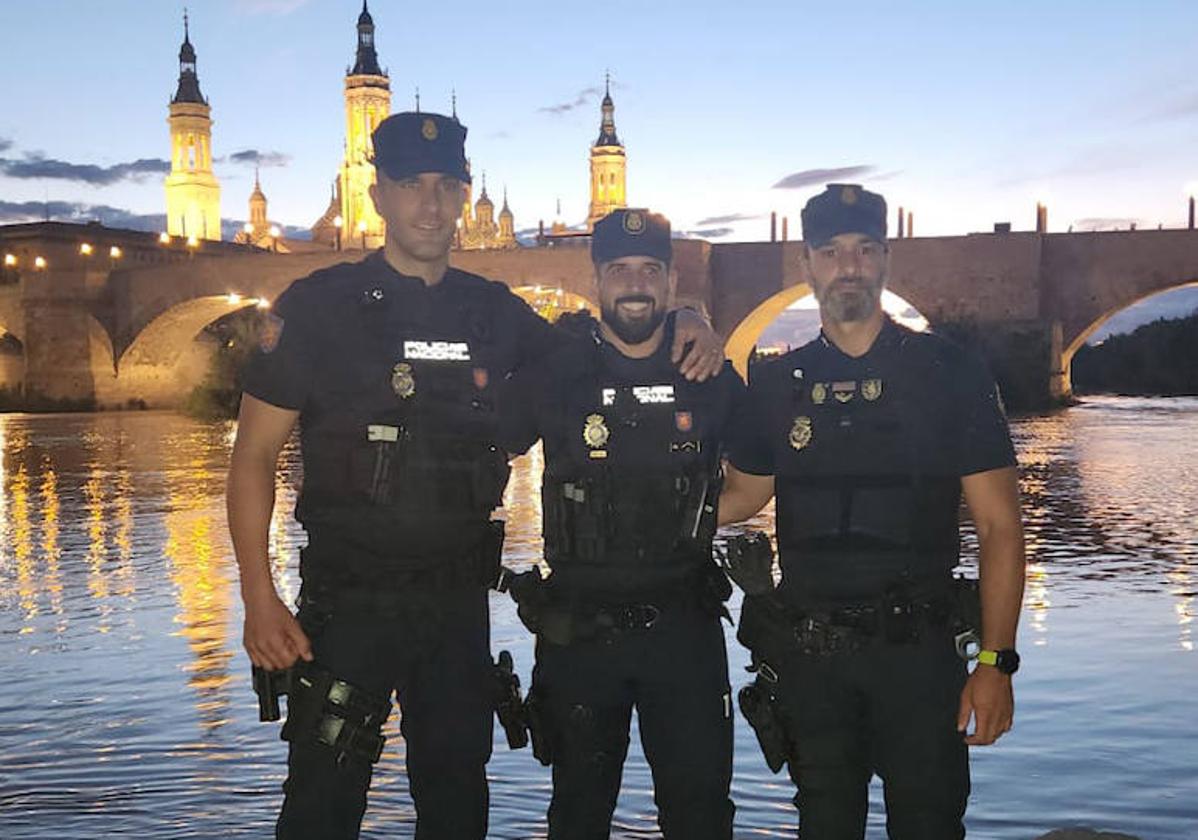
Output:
[{"xmin": 816, "ymin": 315, "xmax": 903, "ymax": 364}]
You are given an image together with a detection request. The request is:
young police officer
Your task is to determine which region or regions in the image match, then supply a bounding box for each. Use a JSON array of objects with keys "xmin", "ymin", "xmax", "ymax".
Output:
[
  {"xmin": 498, "ymin": 209, "xmax": 743, "ymax": 839},
  {"xmin": 720, "ymin": 184, "xmax": 1026, "ymax": 839},
  {"xmin": 228, "ymin": 113, "xmax": 724, "ymax": 839}
]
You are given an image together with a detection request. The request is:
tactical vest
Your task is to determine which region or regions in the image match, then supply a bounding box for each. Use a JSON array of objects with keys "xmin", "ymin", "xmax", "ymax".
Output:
[
  {"xmin": 541, "ymin": 332, "xmax": 725, "ymax": 593},
  {"xmin": 770, "ymin": 329, "xmax": 962, "ymax": 593},
  {"xmin": 296, "ymin": 271, "xmax": 518, "ymax": 573}
]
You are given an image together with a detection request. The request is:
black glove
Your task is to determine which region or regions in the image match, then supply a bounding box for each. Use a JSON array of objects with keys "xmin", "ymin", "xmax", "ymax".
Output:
[{"xmin": 716, "ymin": 531, "xmax": 775, "ymax": 596}]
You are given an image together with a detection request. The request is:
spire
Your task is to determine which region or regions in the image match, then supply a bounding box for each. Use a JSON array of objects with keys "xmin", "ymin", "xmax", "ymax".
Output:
[
  {"xmin": 500, "ymin": 186, "xmax": 513, "ymax": 217},
  {"xmin": 415, "ymin": 86, "xmax": 421, "ymax": 112},
  {"xmin": 451, "ymin": 88, "xmax": 458, "ymax": 121},
  {"xmin": 477, "ymin": 172, "xmax": 492, "ymax": 207},
  {"xmin": 350, "ymin": 0, "xmax": 384, "ymax": 76},
  {"xmin": 251, "ymin": 167, "xmax": 265, "ymax": 202},
  {"xmin": 595, "ymin": 70, "xmax": 620, "ymax": 147},
  {"xmin": 172, "ymin": 8, "xmax": 206, "ymax": 104}
]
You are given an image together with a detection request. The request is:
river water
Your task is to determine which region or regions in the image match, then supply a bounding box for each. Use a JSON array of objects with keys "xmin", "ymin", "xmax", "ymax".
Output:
[{"xmin": 0, "ymin": 396, "xmax": 1195, "ymax": 839}]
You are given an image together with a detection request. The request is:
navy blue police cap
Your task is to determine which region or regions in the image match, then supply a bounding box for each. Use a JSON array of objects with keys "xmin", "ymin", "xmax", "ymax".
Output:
[
  {"xmin": 371, "ymin": 112, "xmax": 471, "ymax": 183},
  {"xmin": 801, "ymin": 184, "xmax": 887, "ymax": 248},
  {"xmin": 591, "ymin": 208, "xmax": 672, "ymax": 265}
]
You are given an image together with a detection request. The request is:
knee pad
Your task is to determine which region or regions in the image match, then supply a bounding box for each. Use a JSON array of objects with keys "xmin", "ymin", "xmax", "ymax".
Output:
[{"xmin": 281, "ymin": 662, "xmax": 392, "ymax": 767}]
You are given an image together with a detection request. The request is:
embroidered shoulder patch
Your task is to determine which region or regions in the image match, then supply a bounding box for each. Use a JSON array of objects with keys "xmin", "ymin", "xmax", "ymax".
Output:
[{"xmin": 258, "ymin": 312, "xmax": 285, "ymax": 353}]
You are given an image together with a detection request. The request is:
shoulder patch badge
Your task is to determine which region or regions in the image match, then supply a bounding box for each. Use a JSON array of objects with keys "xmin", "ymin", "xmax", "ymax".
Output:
[{"xmin": 258, "ymin": 312, "xmax": 285, "ymax": 353}]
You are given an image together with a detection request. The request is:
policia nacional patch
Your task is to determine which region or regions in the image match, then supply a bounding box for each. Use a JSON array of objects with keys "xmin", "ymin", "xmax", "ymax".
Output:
[{"xmin": 789, "ymin": 416, "xmax": 813, "ymax": 451}]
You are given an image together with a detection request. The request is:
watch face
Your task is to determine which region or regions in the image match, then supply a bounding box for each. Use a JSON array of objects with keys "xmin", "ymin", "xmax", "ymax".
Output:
[{"xmin": 997, "ymin": 649, "xmax": 1021, "ymax": 675}]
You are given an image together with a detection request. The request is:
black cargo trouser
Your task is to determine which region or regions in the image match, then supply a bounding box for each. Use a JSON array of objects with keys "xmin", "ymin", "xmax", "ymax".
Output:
[
  {"xmin": 275, "ymin": 584, "xmax": 493, "ymax": 840},
  {"xmin": 532, "ymin": 602, "xmax": 735, "ymax": 840},
  {"xmin": 771, "ymin": 632, "xmax": 969, "ymax": 840}
]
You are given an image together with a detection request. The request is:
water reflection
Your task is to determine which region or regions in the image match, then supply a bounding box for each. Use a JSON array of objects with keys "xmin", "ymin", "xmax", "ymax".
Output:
[{"xmin": 0, "ymin": 402, "xmax": 1193, "ymax": 839}]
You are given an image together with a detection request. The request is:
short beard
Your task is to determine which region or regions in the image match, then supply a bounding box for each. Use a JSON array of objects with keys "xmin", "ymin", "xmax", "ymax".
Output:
[
  {"xmin": 816, "ymin": 275, "xmax": 884, "ymax": 324},
  {"xmin": 601, "ymin": 296, "xmax": 664, "ymax": 345}
]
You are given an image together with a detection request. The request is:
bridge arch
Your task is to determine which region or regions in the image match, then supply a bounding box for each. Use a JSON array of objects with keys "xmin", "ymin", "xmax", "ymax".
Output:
[{"xmin": 1061, "ymin": 279, "xmax": 1198, "ymax": 394}]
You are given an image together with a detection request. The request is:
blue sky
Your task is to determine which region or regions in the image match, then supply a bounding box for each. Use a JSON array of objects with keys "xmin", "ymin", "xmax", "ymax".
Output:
[{"xmin": 2, "ymin": 0, "xmax": 1198, "ymax": 242}]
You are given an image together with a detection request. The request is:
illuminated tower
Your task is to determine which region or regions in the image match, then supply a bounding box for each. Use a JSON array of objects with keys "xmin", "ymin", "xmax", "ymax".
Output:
[
  {"xmin": 164, "ymin": 11, "xmax": 221, "ymax": 240},
  {"xmin": 340, "ymin": 1, "xmax": 390, "ymax": 249},
  {"xmin": 248, "ymin": 170, "xmax": 268, "ymax": 236},
  {"xmin": 587, "ymin": 72, "xmax": 626, "ymax": 228},
  {"xmin": 497, "ymin": 187, "xmax": 516, "ymax": 248},
  {"xmin": 474, "ymin": 173, "xmax": 496, "ymax": 242}
]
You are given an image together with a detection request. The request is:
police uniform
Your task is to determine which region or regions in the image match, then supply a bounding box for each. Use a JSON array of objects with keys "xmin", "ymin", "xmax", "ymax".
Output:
[
  {"xmin": 729, "ymin": 185, "xmax": 1017, "ymax": 839},
  {"xmin": 498, "ymin": 210, "xmax": 742, "ymax": 839},
  {"xmin": 243, "ymin": 112, "xmax": 559, "ymax": 840}
]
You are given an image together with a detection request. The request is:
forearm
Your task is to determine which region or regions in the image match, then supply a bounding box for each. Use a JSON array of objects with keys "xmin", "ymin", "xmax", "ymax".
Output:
[
  {"xmin": 977, "ymin": 523, "xmax": 1026, "ymax": 650},
  {"xmin": 227, "ymin": 450, "xmax": 281, "ymax": 603},
  {"xmin": 717, "ymin": 472, "xmax": 774, "ymax": 526}
]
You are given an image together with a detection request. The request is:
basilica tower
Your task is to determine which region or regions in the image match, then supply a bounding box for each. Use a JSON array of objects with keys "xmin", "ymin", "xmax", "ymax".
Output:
[
  {"xmin": 164, "ymin": 12, "xmax": 221, "ymax": 240},
  {"xmin": 340, "ymin": 1, "xmax": 391, "ymax": 249},
  {"xmin": 587, "ymin": 73, "xmax": 626, "ymax": 229}
]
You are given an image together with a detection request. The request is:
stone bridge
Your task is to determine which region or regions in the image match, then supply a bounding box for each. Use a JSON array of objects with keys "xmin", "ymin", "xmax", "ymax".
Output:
[{"xmin": 1, "ymin": 221, "xmax": 1196, "ymax": 411}]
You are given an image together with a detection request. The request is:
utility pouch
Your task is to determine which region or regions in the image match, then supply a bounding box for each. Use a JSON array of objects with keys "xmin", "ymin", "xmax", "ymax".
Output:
[
  {"xmin": 524, "ymin": 688, "xmax": 553, "ymax": 767},
  {"xmin": 280, "ymin": 662, "xmax": 391, "ymax": 767},
  {"xmin": 952, "ymin": 574, "xmax": 982, "ymax": 661}
]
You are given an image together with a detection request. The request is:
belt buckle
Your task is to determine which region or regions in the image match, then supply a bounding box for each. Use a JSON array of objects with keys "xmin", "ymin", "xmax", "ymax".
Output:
[
  {"xmin": 631, "ymin": 604, "xmax": 659, "ymax": 629},
  {"xmin": 756, "ymin": 660, "xmax": 780, "ymax": 683}
]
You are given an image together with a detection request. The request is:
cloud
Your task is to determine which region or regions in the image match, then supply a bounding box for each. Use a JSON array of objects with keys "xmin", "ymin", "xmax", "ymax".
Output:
[
  {"xmin": 0, "ymin": 138, "xmax": 12, "ymax": 153},
  {"xmin": 1071, "ymin": 217, "xmax": 1145, "ymax": 232},
  {"xmin": 225, "ymin": 149, "xmax": 292, "ymax": 168},
  {"xmin": 0, "ymin": 153, "xmax": 170, "ymax": 186},
  {"xmin": 694, "ymin": 212, "xmax": 764, "ymax": 226},
  {"xmin": 0, "ymin": 199, "xmax": 166, "ymax": 229},
  {"xmin": 772, "ymin": 166, "xmax": 876, "ymax": 190},
  {"xmin": 0, "ymin": 200, "xmax": 311, "ymax": 241},
  {"xmin": 538, "ymin": 86, "xmax": 603, "ymax": 116},
  {"xmin": 1142, "ymin": 87, "xmax": 1198, "ymax": 122},
  {"xmin": 681, "ymin": 227, "xmax": 735, "ymax": 240},
  {"xmin": 488, "ymin": 131, "xmax": 511, "ymax": 140}
]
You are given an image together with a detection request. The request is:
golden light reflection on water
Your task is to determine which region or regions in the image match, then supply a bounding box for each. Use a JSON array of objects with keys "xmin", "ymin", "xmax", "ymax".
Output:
[
  {"xmin": 38, "ymin": 462, "xmax": 65, "ymax": 632},
  {"xmin": 164, "ymin": 449, "xmax": 234, "ymax": 732},
  {"xmin": 11, "ymin": 462, "xmax": 35, "ymax": 632}
]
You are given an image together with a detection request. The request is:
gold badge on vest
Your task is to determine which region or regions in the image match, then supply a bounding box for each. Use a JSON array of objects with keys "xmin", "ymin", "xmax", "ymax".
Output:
[
  {"xmin": 583, "ymin": 413, "xmax": 610, "ymax": 458},
  {"xmin": 391, "ymin": 362, "xmax": 416, "ymax": 399},
  {"xmin": 862, "ymin": 378, "xmax": 883, "ymax": 401},
  {"xmin": 789, "ymin": 416, "xmax": 813, "ymax": 451}
]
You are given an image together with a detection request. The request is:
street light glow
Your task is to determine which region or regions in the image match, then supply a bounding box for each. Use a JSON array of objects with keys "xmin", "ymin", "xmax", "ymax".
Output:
[
  {"xmin": 227, "ymin": 293, "xmax": 243, "ymax": 305},
  {"xmin": 243, "ymin": 222, "xmax": 254, "ymax": 235},
  {"xmin": 34, "ymin": 256, "xmax": 47, "ymax": 269},
  {"xmin": 333, "ymin": 215, "xmax": 344, "ymax": 229},
  {"xmin": 186, "ymin": 235, "xmax": 199, "ymax": 248},
  {"xmin": 256, "ymin": 298, "xmax": 271, "ymax": 310},
  {"xmin": 109, "ymin": 246, "xmax": 122, "ymax": 259},
  {"xmin": 357, "ymin": 220, "xmax": 367, "ymax": 233},
  {"xmin": 269, "ymin": 225, "xmax": 281, "ymax": 238},
  {"xmin": 80, "ymin": 243, "xmax": 93, "ymax": 256},
  {"xmin": 158, "ymin": 232, "xmax": 171, "ymax": 244},
  {"xmin": 4, "ymin": 254, "xmax": 16, "ymax": 267}
]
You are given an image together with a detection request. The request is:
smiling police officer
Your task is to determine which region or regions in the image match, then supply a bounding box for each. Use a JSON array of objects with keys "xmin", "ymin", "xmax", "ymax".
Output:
[
  {"xmin": 719, "ymin": 184, "xmax": 1027, "ymax": 839},
  {"xmin": 497, "ymin": 208, "xmax": 743, "ymax": 840},
  {"xmin": 227, "ymin": 113, "xmax": 727, "ymax": 840}
]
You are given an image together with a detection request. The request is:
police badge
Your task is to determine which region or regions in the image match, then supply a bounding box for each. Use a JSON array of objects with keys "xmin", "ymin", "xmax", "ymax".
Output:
[
  {"xmin": 622, "ymin": 210, "xmax": 645, "ymax": 234},
  {"xmin": 811, "ymin": 383, "xmax": 827, "ymax": 405},
  {"xmin": 391, "ymin": 362, "xmax": 416, "ymax": 399},
  {"xmin": 789, "ymin": 416, "xmax": 813, "ymax": 451},
  {"xmin": 421, "ymin": 118, "xmax": 438, "ymax": 141},
  {"xmin": 583, "ymin": 413, "xmax": 610, "ymax": 448},
  {"xmin": 862, "ymin": 379, "xmax": 883, "ymax": 401}
]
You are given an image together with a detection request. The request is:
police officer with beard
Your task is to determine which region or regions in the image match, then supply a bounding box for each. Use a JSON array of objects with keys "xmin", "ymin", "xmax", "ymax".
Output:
[
  {"xmin": 228, "ymin": 113, "xmax": 725, "ymax": 840},
  {"xmin": 719, "ymin": 184, "xmax": 1026, "ymax": 839},
  {"xmin": 497, "ymin": 209, "xmax": 742, "ymax": 839}
]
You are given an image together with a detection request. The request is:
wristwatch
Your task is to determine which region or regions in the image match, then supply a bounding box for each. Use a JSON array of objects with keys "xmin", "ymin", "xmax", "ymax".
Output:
[{"xmin": 977, "ymin": 648, "xmax": 1020, "ymax": 675}]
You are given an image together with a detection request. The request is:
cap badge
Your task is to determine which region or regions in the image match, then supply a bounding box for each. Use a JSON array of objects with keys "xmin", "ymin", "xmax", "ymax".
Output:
[
  {"xmin": 840, "ymin": 186, "xmax": 859, "ymax": 205},
  {"xmin": 623, "ymin": 210, "xmax": 645, "ymax": 234},
  {"xmin": 789, "ymin": 416, "xmax": 813, "ymax": 451},
  {"xmin": 421, "ymin": 118, "xmax": 438, "ymax": 141},
  {"xmin": 391, "ymin": 362, "xmax": 416, "ymax": 399},
  {"xmin": 583, "ymin": 413, "xmax": 610, "ymax": 449}
]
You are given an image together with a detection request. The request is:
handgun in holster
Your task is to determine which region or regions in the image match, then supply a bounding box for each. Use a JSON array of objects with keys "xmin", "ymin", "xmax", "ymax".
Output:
[
  {"xmin": 738, "ymin": 680, "xmax": 793, "ymax": 774},
  {"xmin": 492, "ymin": 650, "xmax": 529, "ymax": 750},
  {"xmin": 523, "ymin": 687, "xmax": 553, "ymax": 767},
  {"xmin": 951, "ymin": 574, "xmax": 982, "ymax": 661},
  {"xmin": 252, "ymin": 664, "xmax": 293, "ymax": 722}
]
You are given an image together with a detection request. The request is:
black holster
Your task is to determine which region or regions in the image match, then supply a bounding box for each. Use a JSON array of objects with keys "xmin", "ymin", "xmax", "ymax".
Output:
[
  {"xmin": 738, "ymin": 680, "xmax": 794, "ymax": 774},
  {"xmin": 278, "ymin": 661, "xmax": 392, "ymax": 767},
  {"xmin": 524, "ymin": 687, "xmax": 553, "ymax": 766},
  {"xmin": 492, "ymin": 650, "xmax": 529, "ymax": 750}
]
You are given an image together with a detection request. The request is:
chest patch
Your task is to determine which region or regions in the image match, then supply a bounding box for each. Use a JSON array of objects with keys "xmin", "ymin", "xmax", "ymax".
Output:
[
  {"xmin": 789, "ymin": 416, "xmax": 813, "ymax": 451},
  {"xmin": 403, "ymin": 340, "xmax": 471, "ymax": 362},
  {"xmin": 601, "ymin": 384, "xmax": 676, "ymax": 406}
]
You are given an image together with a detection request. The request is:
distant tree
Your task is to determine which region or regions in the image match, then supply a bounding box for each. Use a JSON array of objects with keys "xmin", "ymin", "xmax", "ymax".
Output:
[{"xmin": 1072, "ymin": 311, "xmax": 1198, "ymax": 396}]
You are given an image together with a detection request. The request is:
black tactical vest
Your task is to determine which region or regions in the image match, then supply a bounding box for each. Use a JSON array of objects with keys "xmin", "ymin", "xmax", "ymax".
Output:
[
  {"xmin": 296, "ymin": 269, "xmax": 521, "ymax": 573},
  {"xmin": 540, "ymin": 330, "xmax": 727, "ymax": 595},
  {"xmin": 769, "ymin": 327, "xmax": 962, "ymax": 598}
]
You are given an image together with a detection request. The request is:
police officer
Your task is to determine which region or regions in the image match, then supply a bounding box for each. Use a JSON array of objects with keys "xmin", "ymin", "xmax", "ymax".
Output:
[
  {"xmin": 497, "ymin": 209, "xmax": 742, "ymax": 839},
  {"xmin": 719, "ymin": 184, "xmax": 1026, "ymax": 839},
  {"xmin": 228, "ymin": 113, "xmax": 726, "ymax": 839}
]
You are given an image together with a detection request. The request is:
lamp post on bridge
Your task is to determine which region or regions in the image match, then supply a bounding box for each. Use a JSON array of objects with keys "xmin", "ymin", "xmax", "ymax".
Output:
[{"xmin": 333, "ymin": 215, "xmax": 343, "ymax": 251}]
